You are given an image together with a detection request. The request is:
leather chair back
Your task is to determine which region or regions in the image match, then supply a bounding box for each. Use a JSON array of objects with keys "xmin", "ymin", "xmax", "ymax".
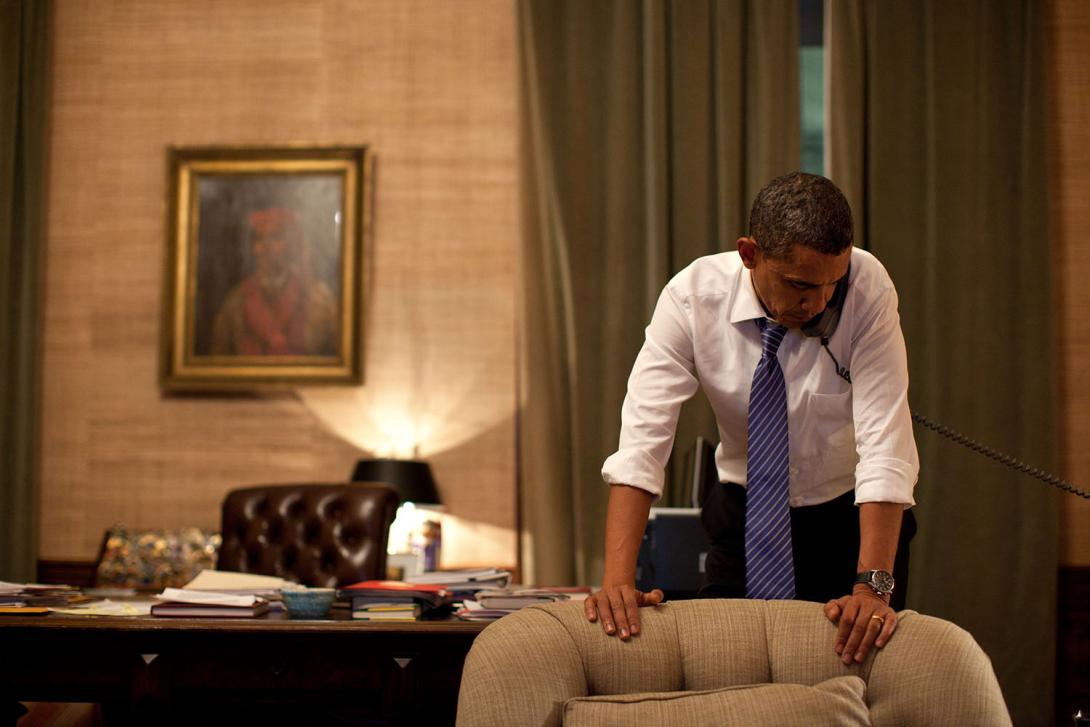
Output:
[{"xmin": 217, "ymin": 483, "xmax": 399, "ymax": 588}]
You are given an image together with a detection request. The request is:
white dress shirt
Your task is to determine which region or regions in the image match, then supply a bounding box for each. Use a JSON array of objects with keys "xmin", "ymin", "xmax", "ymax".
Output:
[{"xmin": 601, "ymin": 247, "xmax": 919, "ymax": 508}]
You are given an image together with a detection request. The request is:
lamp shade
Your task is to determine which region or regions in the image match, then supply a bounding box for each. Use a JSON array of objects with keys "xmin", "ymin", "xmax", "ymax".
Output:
[{"xmin": 350, "ymin": 458, "xmax": 441, "ymax": 506}]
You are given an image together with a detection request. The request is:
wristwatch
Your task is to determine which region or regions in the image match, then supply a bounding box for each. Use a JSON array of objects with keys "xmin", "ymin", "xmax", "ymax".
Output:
[{"xmin": 854, "ymin": 569, "xmax": 895, "ymax": 597}]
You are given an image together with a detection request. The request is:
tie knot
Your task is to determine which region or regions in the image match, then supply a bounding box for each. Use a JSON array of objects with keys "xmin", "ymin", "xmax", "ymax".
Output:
[{"xmin": 759, "ymin": 320, "xmax": 787, "ymax": 358}]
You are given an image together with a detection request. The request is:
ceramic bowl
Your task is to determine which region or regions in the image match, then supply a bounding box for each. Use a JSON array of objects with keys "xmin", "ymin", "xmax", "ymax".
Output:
[{"xmin": 281, "ymin": 588, "xmax": 336, "ymax": 619}]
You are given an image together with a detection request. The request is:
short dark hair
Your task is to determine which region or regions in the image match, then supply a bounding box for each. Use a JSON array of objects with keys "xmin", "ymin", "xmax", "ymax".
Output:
[{"xmin": 748, "ymin": 172, "xmax": 853, "ymax": 259}]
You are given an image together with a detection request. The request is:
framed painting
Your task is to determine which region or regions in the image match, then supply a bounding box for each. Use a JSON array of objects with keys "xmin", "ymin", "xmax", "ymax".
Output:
[{"xmin": 161, "ymin": 145, "xmax": 370, "ymax": 390}]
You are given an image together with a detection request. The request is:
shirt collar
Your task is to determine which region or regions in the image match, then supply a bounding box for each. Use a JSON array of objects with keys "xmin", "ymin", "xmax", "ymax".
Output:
[{"xmin": 728, "ymin": 265, "xmax": 768, "ymax": 324}]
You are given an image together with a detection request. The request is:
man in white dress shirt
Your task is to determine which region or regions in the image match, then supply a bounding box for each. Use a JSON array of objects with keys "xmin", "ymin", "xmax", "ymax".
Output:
[{"xmin": 585, "ymin": 173, "xmax": 919, "ymax": 666}]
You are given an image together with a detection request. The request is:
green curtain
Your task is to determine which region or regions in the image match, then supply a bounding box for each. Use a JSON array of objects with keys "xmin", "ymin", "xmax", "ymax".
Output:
[
  {"xmin": 0, "ymin": 0, "xmax": 51, "ymax": 582},
  {"xmin": 518, "ymin": 0, "xmax": 799, "ymax": 586},
  {"xmin": 828, "ymin": 2, "xmax": 1055, "ymax": 725}
]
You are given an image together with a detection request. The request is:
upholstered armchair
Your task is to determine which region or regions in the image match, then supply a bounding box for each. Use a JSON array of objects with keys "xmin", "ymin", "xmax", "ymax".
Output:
[
  {"xmin": 216, "ymin": 482, "xmax": 399, "ymax": 588},
  {"xmin": 457, "ymin": 599, "xmax": 1011, "ymax": 726}
]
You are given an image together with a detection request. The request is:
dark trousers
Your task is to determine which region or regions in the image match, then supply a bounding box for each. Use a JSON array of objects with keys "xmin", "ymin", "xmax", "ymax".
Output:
[{"xmin": 698, "ymin": 482, "xmax": 916, "ymax": 611}]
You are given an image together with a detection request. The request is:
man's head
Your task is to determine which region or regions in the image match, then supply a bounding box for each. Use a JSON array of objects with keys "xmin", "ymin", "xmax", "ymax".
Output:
[
  {"xmin": 248, "ymin": 207, "xmax": 304, "ymax": 281},
  {"xmin": 737, "ymin": 173, "xmax": 853, "ymax": 329}
]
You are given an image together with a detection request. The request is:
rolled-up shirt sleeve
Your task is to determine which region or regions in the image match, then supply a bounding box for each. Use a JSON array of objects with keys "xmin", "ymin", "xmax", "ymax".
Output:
[
  {"xmin": 601, "ymin": 285, "xmax": 700, "ymax": 500},
  {"xmin": 849, "ymin": 284, "xmax": 919, "ymax": 506}
]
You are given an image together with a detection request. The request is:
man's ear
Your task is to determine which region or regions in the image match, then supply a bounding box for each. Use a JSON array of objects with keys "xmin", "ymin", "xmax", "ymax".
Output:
[{"xmin": 737, "ymin": 237, "xmax": 759, "ymax": 269}]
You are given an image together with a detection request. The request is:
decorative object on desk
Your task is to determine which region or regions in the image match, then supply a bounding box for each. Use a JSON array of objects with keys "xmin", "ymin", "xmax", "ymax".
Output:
[
  {"xmin": 151, "ymin": 588, "xmax": 271, "ymax": 618},
  {"xmin": 351, "ymin": 458, "xmax": 443, "ymax": 572},
  {"xmin": 281, "ymin": 587, "xmax": 336, "ymax": 619},
  {"xmin": 216, "ymin": 483, "xmax": 399, "ymax": 588},
  {"xmin": 161, "ymin": 145, "xmax": 372, "ymax": 391},
  {"xmin": 421, "ymin": 519, "xmax": 442, "ymax": 571},
  {"xmin": 94, "ymin": 525, "xmax": 221, "ymax": 590}
]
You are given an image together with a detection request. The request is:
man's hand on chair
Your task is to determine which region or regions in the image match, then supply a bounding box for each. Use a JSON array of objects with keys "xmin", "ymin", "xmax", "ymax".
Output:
[
  {"xmin": 823, "ymin": 585, "xmax": 898, "ymax": 664},
  {"xmin": 584, "ymin": 582, "xmax": 664, "ymax": 640}
]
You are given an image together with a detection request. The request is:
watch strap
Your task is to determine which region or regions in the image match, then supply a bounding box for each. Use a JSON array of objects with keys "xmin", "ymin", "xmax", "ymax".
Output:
[{"xmin": 854, "ymin": 569, "xmax": 895, "ymax": 595}]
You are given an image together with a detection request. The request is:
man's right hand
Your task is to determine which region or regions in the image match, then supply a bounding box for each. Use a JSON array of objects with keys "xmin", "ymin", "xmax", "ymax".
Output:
[
  {"xmin": 584, "ymin": 583, "xmax": 664, "ymax": 640},
  {"xmin": 588, "ymin": 484, "xmax": 661, "ymax": 639}
]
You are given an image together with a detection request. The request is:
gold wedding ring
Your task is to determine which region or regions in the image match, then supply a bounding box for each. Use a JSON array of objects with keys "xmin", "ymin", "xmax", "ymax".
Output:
[{"xmin": 870, "ymin": 615, "xmax": 885, "ymax": 625}]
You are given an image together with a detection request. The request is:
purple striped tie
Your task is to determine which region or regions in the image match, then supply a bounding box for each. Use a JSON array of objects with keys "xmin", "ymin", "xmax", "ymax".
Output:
[{"xmin": 745, "ymin": 320, "xmax": 795, "ymax": 600}]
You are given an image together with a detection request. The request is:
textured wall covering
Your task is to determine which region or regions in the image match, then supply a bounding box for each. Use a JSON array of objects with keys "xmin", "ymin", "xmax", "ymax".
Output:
[
  {"xmin": 1050, "ymin": 0, "xmax": 1090, "ymax": 566},
  {"xmin": 39, "ymin": 0, "xmax": 518, "ymax": 566}
]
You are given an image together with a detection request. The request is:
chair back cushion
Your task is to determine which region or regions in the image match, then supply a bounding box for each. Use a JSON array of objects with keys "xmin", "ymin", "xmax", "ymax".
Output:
[
  {"xmin": 563, "ymin": 676, "xmax": 871, "ymax": 727},
  {"xmin": 216, "ymin": 482, "xmax": 399, "ymax": 587}
]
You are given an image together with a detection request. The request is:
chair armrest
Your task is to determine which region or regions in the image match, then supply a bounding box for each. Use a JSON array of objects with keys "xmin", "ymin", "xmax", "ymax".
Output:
[{"xmin": 457, "ymin": 606, "xmax": 588, "ymax": 727}]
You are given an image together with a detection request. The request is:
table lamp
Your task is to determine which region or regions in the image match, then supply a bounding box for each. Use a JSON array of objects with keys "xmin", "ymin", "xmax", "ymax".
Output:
[
  {"xmin": 350, "ymin": 458, "xmax": 441, "ymax": 506},
  {"xmin": 350, "ymin": 458, "xmax": 442, "ymax": 574}
]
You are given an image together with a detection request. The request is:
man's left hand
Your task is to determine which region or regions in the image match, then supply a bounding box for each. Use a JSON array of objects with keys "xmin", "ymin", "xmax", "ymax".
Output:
[{"xmin": 823, "ymin": 585, "xmax": 897, "ymax": 665}]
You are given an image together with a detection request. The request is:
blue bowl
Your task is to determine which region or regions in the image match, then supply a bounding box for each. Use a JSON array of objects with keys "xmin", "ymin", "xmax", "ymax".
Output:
[{"xmin": 281, "ymin": 588, "xmax": 336, "ymax": 619}]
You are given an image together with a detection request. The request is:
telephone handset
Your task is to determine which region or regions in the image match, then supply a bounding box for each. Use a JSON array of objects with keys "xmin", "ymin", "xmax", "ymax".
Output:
[
  {"xmin": 803, "ymin": 266, "xmax": 1090, "ymax": 500},
  {"xmin": 800, "ymin": 264, "xmax": 853, "ymax": 384},
  {"xmin": 801, "ymin": 263, "xmax": 851, "ymax": 342}
]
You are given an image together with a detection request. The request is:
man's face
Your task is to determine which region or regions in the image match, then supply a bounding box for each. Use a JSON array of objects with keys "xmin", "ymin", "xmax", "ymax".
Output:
[
  {"xmin": 737, "ymin": 237, "xmax": 851, "ymax": 329},
  {"xmin": 252, "ymin": 233, "xmax": 289, "ymax": 276}
]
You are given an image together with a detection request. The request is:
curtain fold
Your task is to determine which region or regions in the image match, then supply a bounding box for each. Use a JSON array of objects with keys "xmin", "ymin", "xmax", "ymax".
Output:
[
  {"xmin": 828, "ymin": 2, "xmax": 1054, "ymax": 725},
  {"xmin": 518, "ymin": 0, "xmax": 798, "ymax": 586},
  {"xmin": 0, "ymin": 0, "xmax": 51, "ymax": 581}
]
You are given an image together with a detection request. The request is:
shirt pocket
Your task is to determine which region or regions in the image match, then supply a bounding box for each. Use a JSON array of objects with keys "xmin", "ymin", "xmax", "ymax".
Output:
[{"xmin": 796, "ymin": 390, "xmax": 856, "ymax": 461}]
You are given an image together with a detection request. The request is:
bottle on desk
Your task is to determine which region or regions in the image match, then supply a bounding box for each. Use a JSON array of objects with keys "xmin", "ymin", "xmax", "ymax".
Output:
[{"xmin": 422, "ymin": 519, "xmax": 441, "ymax": 572}]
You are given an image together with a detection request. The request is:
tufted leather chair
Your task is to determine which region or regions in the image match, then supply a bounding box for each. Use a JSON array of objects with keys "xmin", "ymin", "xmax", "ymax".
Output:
[{"xmin": 216, "ymin": 483, "xmax": 400, "ymax": 588}]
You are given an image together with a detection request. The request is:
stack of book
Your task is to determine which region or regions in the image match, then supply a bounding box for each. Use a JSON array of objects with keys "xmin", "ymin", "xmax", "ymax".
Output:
[
  {"xmin": 151, "ymin": 587, "xmax": 271, "ymax": 618},
  {"xmin": 457, "ymin": 586, "xmax": 591, "ymax": 621},
  {"xmin": 339, "ymin": 580, "xmax": 454, "ymax": 621}
]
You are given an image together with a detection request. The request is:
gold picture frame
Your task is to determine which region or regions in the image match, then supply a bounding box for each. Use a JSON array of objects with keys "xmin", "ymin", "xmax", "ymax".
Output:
[{"xmin": 161, "ymin": 145, "xmax": 370, "ymax": 390}]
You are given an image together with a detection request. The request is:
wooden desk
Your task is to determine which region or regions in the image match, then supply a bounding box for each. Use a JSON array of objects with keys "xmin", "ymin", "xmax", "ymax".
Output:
[{"xmin": 0, "ymin": 610, "xmax": 487, "ymax": 726}]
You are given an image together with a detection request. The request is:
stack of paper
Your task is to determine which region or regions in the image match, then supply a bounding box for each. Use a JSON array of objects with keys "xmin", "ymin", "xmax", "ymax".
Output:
[
  {"xmin": 0, "ymin": 581, "xmax": 84, "ymax": 609},
  {"xmin": 457, "ymin": 586, "xmax": 590, "ymax": 621},
  {"xmin": 151, "ymin": 588, "xmax": 271, "ymax": 618},
  {"xmin": 404, "ymin": 568, "xmax": 512, "ymax": 593},
  {"xmin": 182, "ymin": 569, "xmax": 301, "ymax": 596}
]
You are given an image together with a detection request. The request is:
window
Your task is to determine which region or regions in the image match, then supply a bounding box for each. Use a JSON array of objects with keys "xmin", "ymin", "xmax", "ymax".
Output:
[{"xmin": 800, "ymin": 0, "xmax": 824, "ymax": 174}]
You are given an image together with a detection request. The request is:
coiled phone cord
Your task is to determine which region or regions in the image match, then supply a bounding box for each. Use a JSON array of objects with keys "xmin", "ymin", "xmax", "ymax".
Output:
[
  {"xmin": 910, "ymin": 411, "xmax": 1090, "ymax": 500},
  {"xmin": 819, "ymin": 342, "xmax": 1085, "ymax": 501},
  {"xmin": 821, "ymin": 340, "xmax": 1090, "ymax": 500}
]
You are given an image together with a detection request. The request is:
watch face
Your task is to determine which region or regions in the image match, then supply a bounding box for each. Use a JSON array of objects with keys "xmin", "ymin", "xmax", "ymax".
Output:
[{"xmin": 871, "ymin": 570, "xmax": 895, "ymax": 594}]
